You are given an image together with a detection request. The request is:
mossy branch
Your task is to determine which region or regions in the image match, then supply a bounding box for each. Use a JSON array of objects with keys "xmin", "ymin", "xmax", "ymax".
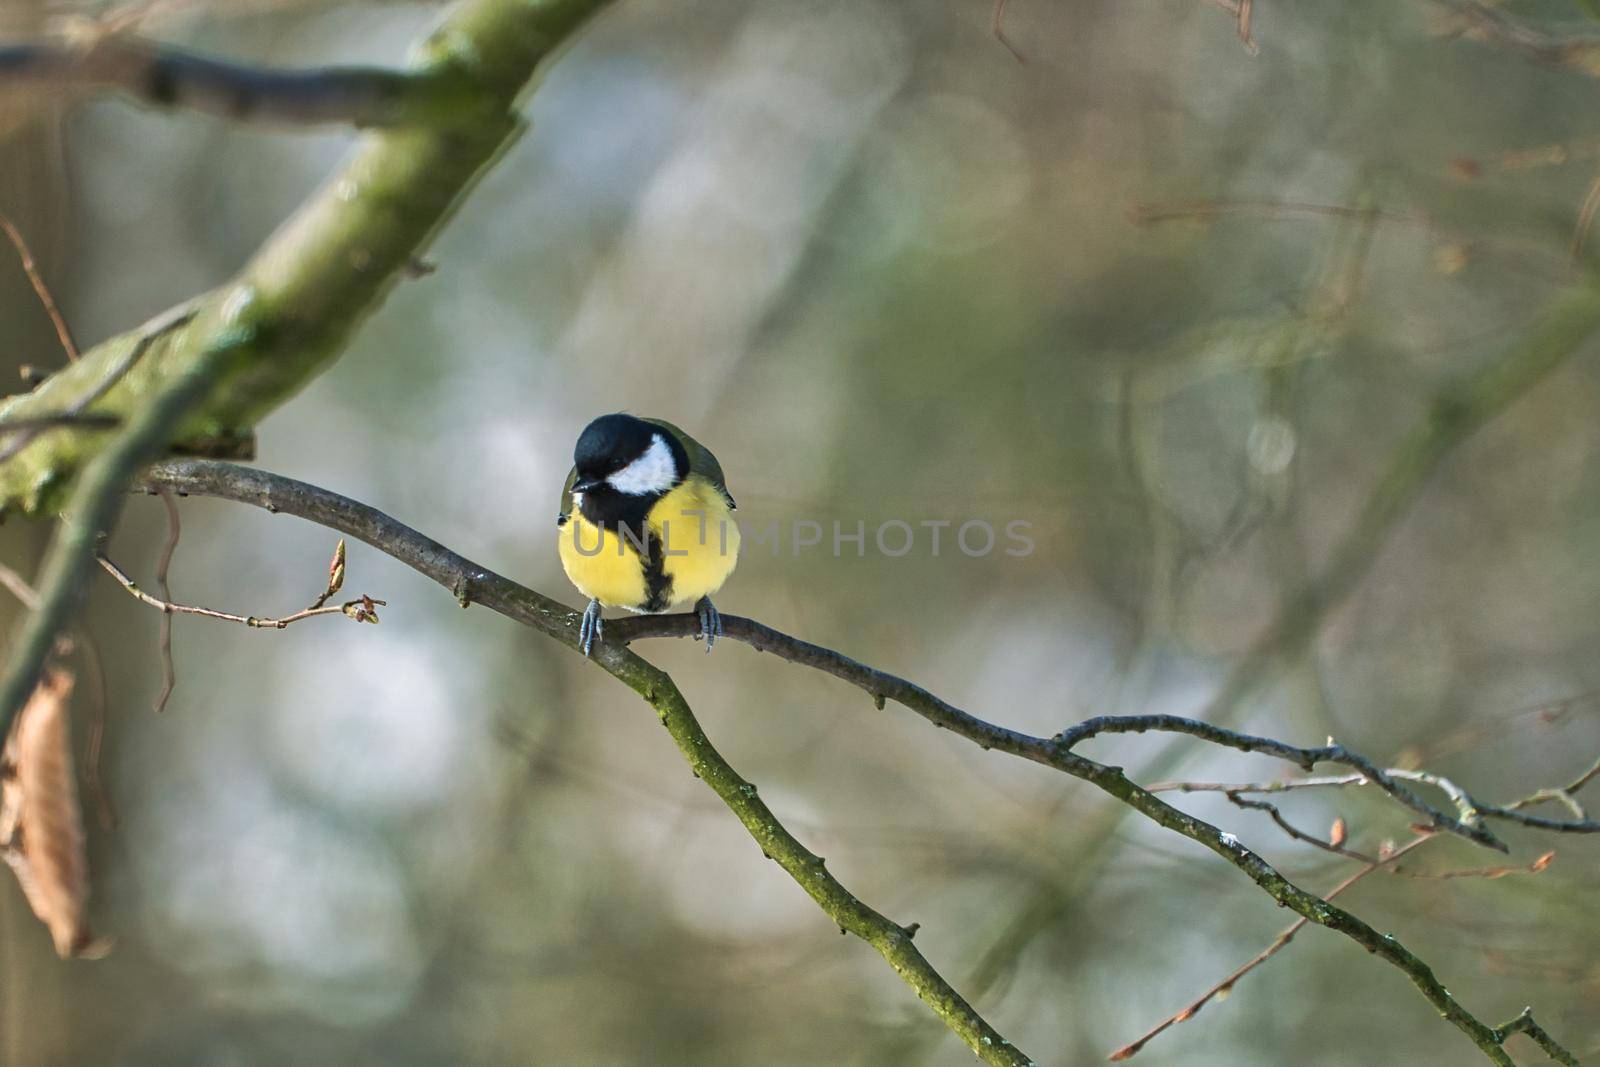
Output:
[
  {"xmin": 0, "ymin": 0, "xmax": 613, "ymax": 518},
  {"xmin": 0, "ymin": 0, "xmax": 613, "ymax": 747}
]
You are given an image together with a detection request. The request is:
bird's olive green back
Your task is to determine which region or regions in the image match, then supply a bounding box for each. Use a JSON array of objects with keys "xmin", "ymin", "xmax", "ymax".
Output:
[{"xmin": 641, "ymin": 417, "xmax": 734, "ymax": 509}]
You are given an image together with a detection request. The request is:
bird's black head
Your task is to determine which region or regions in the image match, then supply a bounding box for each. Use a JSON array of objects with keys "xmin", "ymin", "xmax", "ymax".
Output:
[
  {"xmin": 573, "ymin": 414, "xmax": 657, "ymax": 486},
  {"xmin": 571, "ymin": 413, "xmax": 690, "ymax": 530}
]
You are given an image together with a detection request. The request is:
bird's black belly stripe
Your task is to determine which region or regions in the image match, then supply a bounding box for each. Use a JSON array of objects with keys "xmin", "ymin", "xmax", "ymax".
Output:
[
  {"xmin": 641, "ymin": 531, "xmax": 673, "ymax": 613},
  {"xmin": 578, "ymin": 485, "xmax": 675, "ymax": 612}
]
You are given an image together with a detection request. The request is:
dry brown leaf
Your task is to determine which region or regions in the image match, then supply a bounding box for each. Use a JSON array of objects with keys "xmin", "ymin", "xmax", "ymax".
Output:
[{"xmin": 0, "ymin": 670, "xmax": 107, "ymax": 959}]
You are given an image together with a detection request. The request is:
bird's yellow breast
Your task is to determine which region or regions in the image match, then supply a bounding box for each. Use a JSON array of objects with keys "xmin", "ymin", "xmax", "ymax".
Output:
[{"xmin": 559, "ymin": 478, "xmax": 740, "ymax": 612}]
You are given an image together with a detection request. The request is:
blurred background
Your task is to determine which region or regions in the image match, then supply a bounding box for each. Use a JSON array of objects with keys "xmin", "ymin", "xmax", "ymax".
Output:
[{"xmin": 2, "ymin": 0, "xmax": 1599, "ymax": 1063}]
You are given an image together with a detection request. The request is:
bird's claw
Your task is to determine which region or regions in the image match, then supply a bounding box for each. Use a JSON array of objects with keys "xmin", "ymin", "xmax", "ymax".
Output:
[
  {"xmin": 579, "ymin": 598, "xmax": 604, "ymax": 657},
  {"xmin": 694, "ymin": 596, "xmax": 722, "ymax": 653}
]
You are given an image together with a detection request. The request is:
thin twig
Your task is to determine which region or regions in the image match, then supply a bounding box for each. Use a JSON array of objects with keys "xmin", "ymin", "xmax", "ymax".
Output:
[
  {"xmin": 1235, "ymin": 0, "xmax": 1258, "ymax": 55},
  {"xmin": 1053, "ymin": 715, "xmax": 1509, "ymax": 849},
  {"xmin": 1109, "ymin": 833, "xmax": 1436, "ymax": 1061},
  {"xmin": 0, "ymin": 560, "xmax": 40, "ymax": 611},
  {"xmin": 1405, "ymin": 691, "xmax": 1593, "ymax": 766},
  {"xmin": 0, "ymin": 329, "xmax": 259, "ymax": 758},
  {"xmin": 1150, "ymin": 773, "xmax": 1369, "ymax": 794},
  {"xmin": 74, "ymin": 621, "xmax": 115, "ymax": 831},
  {"xmin": 1504, "ymin": 755, "xmax": 1600, "ymax": 821},
  {"xmin": 1128, "ymin": 198, "xmax": 1425, "ymax": 228},
  {"xmin": 96, "ymin": 553, "xmax": 382, "ymax": 629},
  {"xmin": 1494, "ymin": 1008, "xmax": 1582, "ymax": 1067},
  {"xmin": 1389, "ymin": 851, "xmax": 1554, "ymax": 881},
  {"xmin": 1203, "ymin": 0, "xmax": 1258, "ymax": 55},
  {"xmin": 1572, "ymin": 171, "xmax": 1600, "ymax": 260},
  {"xmin": 1559, "ymin": 758, "xmax": 1600, "ymax": 797},
  {"xmin": 1429, "ymin": 0, "xmax": 1600, "ymax": 77},
  {"xmin": 1152, "ymin": 767, "xmax": 1600, "ymax": 836},
  {"xmin": 1224, "ymin": 792, "xmax": 1378, "ymax": 862},
  {"xmin": 0, "ymin": 213, "xmax": 78, "ymax": 361},
  {"xmin": 151, "ymin": 488, "xmax": 180, "ymax": 712},
  {"xmin": 991, "ymin": 0, "xmax": 1025, "ymax": 63}
]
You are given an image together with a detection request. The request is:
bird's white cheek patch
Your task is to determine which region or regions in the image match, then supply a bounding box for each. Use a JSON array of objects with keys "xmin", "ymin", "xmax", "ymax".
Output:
[{"xmin": 607, "ymin": 434, "xmax": 677, "ymax": 495}]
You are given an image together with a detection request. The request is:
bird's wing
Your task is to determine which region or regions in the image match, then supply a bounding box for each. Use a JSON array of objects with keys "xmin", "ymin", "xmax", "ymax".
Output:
[
  {"xmin": 557, "ymin": 465, "xmax": 578, "ymax": 526},
  {"xmin": 642, "ymin": 417, "xmax": 736, "ymax": 510}
]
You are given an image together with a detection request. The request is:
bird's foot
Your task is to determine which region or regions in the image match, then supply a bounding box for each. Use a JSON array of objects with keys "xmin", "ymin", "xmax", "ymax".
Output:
[
  {"xmin": 694, "ymin": 596, "xmax": 723, "ymax": 653},
  {"xmin": 579, "ymin": 598, "xmax": 604, "ymax": 657}
]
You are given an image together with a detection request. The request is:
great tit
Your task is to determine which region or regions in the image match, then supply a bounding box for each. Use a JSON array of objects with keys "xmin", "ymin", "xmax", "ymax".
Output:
[{"xmin": 558, "ymin": 413, "xmax": 741, "ymax": 656}]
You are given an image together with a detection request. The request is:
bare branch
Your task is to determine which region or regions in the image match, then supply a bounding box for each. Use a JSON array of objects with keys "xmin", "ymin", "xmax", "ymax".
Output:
[
  {"xmin": 1127, "ymin": 198, "xmax": 1423, "ymax": 227},
  {"xmin": 1223, "ymin": 791, "xmax": 1378, "ymax": 863},
  {"xmin": 142, "ymin": 458, "xmax": 1573, "ymax": 1067},
  {"xmin": 139, "ymin": 459, "xmax": 1028, "ymax": 1063},
  {"xmin": 151, "ymin": 488, "xmax": 179, "ymax": 712},
  {"xmin": 1053, "ymin": 715, "xmax": 1508, "ymax": 848},
  {"xmin": 0, "ymin": 560, "xmax": 40, "ymax": 611},
  {"xmin": 1152, "ymin": 765, "xmax": 1600, "ymax": 835},
  {"xmin": 1203, "ymin": 0, "xmax": 1259, "ymax": 55},
  {"xmin": 991, "ymin": 0, "xmax": 1025, "ymax": 64},
  {"xmin": 1389, "ymin": 851, "xmax": 1555, "ymax": 881},
  {"xmin": 1110, "ymin": 833, "xmax": 1436, "ymax": 1061},
  {"xmin": 0, "ymin": 0, "xmax": 615, "ymax": 751},
  {"xmin": 0, "ymin": 334, "xmax": 238, "ymax": 749},
  {"xmin": 0, "ymin": 37, "xmax": 448, "ymax": 128},
  {"xmin": 0, "ymin": 213, "xmax": 78, "ymax": 362},
  {"xmin": 96, "ymin": 553, "xmax": 382, "ymax": 628},
  {"xmin": 1428, "ymin": 0, "xmax": 1600, "ymax": 78},
  {"xmin": 1493, "ymin": 1008, "xmax": 1582, "ymax": 1066},
  {"xmin": 1573, "ymin": 171, "xmax": 1600, "ymax": 260}
]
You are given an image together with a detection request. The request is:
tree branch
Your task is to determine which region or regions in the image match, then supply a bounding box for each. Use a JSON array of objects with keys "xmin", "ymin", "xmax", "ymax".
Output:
[
  {"xmin": 139, "ymin": 458, "xmax": 1030, "ymax": 1065},
  {"xmin": 140, "ymin": 458, "xmax": 1575, "ymax": 1066},
  {"xmin": 96, "ymin": 553, "xmax": 383, "ymax": 628},
  {"xmin": 0, "ymin": 334, "xmax": 242, "ymax": 744},
  {"xmin": 0, "ymin": 212, "xmax": 78, "ymax": 362},
  {"xmin": 1053, "ymin": 715, "xmax": 1509, "ymax": 848},
  {"xmin": 0, "ymin": 0, "xmax": 614, "ymax": 518},
  {"xmin": 0, "ymin": 0, "xmax": 612, "ymax": 755},
  {"xmin": 1493, "ymin": 1008, "xmax": 1582, "ymax": 1067},
  {"xmin": 1110, "ymin": 832, "xmax": 1437, "ymax": 1061},
  {"xmin": 0, "ymin": 36, "xmax": 458, "ymax": 128},
  {"xmin": 1428, "ymin": 0, "xmax": 1600, "ymax": 78},
  {"xmin": 1153, "ymin": 770, "xmax": 1600, "ymax": 835},
  {"xmin": 611, "ymin": 616, "xmax": 1521, "ymax": 850}
]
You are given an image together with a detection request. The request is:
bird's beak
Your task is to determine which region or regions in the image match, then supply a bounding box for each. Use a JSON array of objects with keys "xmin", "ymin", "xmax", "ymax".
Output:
[{"xmin": 572, "ymin": 477, "xmax": 604, "ymax": 493}]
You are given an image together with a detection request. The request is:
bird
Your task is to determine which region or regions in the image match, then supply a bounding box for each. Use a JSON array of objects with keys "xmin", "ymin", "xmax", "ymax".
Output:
[{"xmin": 558, "ymin": 413, "xmax": 740, "ymax": 657}]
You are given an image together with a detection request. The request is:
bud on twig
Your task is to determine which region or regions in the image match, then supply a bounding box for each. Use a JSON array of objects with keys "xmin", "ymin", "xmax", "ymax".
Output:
[
  {"xmin": 309, "ymin": 540, "xmax": 348, "ymax": 610},
  {"xmin": 342, "ymin": 594, "xmax": 384, "ymax": 624},
  {"xmin": 328, "ymin": 538, "xmax": 346, "ymax": 596}
]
